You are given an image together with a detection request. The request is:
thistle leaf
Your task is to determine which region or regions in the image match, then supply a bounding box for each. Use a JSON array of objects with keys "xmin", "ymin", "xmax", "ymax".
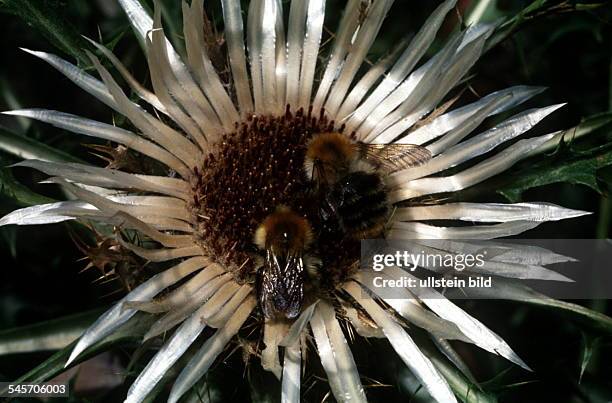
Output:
[
  {"xmin": 420, "ymin": 341, "xmax": 498, "ymax": 403},
  {"xmin": 0, "ymin": 312, "xmax": 156, "ymax": 394},
  {"xmin": 495, "ymin": 113, "xmax": 612, "ymax": 202},
  {"xmin": 0, "ymin": 126, "xmax": 82, "ymax": 206},
  {"xmin": 0, "ymin": 165, "xmax": 54, "ymax": 207},
  {"xmin": 468, "ymin": 278, "xmax": 612, "ymax": 333},
  {"xmin": 0, "ymin": 128, "xmax": 81, "ymax": 164},
  {"xmin": 0, "ymin": 0, "xmax": 92, "ymax": 67},
  {"xmin": 485, "ymin": 0, "xmax": 609, "ymax": 51},
  {"xmin": 0, "ymin": 308, "xmax": 105, "ymax": 356}
]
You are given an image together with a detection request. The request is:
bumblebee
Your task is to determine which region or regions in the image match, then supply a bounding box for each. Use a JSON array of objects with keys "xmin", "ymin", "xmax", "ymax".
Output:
[
  {"xmin": 254, "ymin": 206, "xmax": 313, "ymax": 319},
  {"xmin": 305, "ymin": 132, "xmax": 431, "ymax": 239}
]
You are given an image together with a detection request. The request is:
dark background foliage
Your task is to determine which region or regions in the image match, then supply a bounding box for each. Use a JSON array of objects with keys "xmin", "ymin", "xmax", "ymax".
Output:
[{"xmin": 0, "ymin": 0, "xmax": 611, "ymax": 402}]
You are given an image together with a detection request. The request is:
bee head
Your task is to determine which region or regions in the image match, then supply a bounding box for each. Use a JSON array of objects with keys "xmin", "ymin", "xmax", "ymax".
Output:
[
  {"xmin": 304, "ymin": 132, "xmax": 357, "ymax": 182},
  {"xmin": 254, "ymin": 206, "xmax": 313, "ymax": 254}
]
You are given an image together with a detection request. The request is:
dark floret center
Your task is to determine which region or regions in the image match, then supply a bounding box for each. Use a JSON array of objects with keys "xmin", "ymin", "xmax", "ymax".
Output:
[{"xmin": 189, "ymin": 106, "xmax": 359, "ymax": 284}]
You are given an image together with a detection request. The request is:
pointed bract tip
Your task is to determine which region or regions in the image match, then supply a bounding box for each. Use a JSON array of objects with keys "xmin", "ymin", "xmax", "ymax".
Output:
[
  {"xmin": 142, "ymin": 329, "xmax": 158, "ymax": 342},
  {"xmin": 554, "ymin": 207, "xmax": 592, "ymax": 220},
  {"xmin": 571, "ymin": 209, "xmax": 592, "ymax": 218},
  {"xmin": 82, "ymin": 36, "xmax": 105, "ymax": 51},
  {"xmin": 537, "ymin": 103, "xmax": 568, "ymax": 116},
  {"xmin": 2, "ymin": 110, "xmax": 39, "ymax": 119},
  {"xmin": 19, "ymin": 48, "xmax": 44, "ymax": 57},
  {"xmin": 531, "ymin": 86, "xmax": 548, "ymax": 94},
  {"xmin": 8, "ymin": 161, "xmax": 28, "ymax": 168},
  {"xmin": 2, "ymin": 110, "xmax": 22, "ymax": 115},
  {"xmin": 83, "ymin": 49, "xmax": 100, "ymax": 65},
  {"xmin": 502, "ymin": 349, "xmax": 532, "ymax": 372},
  {"xmin": 546, "ymin": 271, "xmax": 575, "ymax": 283},
  {"xmin": 518, "ymin": 360, "xmax": 533, "ymax": 372},
  {"xmin": 64, "ymin": 347, "xmax": 82, "ymax": 368}
]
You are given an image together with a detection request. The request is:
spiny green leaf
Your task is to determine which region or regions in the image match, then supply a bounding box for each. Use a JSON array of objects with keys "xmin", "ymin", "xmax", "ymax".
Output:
[
  {"xmin": 0, "ymin": 308, "xmax": 105, "ymax": 356},
  {"xmin": 0, "ymin": 126, "xmax": 83, "ymax": 206},
  {"xmin": 475, "ymin": 278, "xmax": 612, "ymax": 333},
  {"xmin": 0, "ymin": 166, "xmax": 55, "ymax": 206},
  {"xmin": 498, "ymin": 148, "xmax": 612, "ymax": 202},
  {"xmin": 537, "ymin": 112, "xmax": 612, "ymax": 154},
  {"xmin": 0, "ymin": 128, "xmax": 82, "ymax": 164},
  {"xmin": 497, "ymin": 113, "xmax": 612, "ymax": 202},
  {"xmin": 426, "ymin": 349, "xmax": 498, "ymax": 403},
  {"xmin": 485, "ymin": 1, "xmax": 609, "ymax": 51},
  {"xmin": 408, "ymin": 331, "xmax": 497, "ymax": 403},
  {"xmin": 0, "ymin": 0, "xmax": 92, "ymax": 67},
  {"xmin": 1, "ymin": 312, "xmax": 156, "ymax": 392},
  {"xmin": 530, "ymin": 298, "xmax": 612, "ymax": 333}
]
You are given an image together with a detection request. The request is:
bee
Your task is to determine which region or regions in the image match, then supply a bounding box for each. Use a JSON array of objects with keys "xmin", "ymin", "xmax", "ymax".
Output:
[
  {"xmin": 304, "ymin": 132, "xmax": 431, "ymax": 239},
  {"xmin": 254, "ymin": 206, "xmax": 313, "ymax": 319}
]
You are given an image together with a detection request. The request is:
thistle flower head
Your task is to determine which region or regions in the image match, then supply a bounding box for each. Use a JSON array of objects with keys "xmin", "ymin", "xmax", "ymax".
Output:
[{"xmin": 0, "ymin": 0, "xmax": 592, "ymax": 402}]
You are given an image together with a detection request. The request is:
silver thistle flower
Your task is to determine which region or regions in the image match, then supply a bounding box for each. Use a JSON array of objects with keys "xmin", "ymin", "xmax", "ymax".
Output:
[{"xmin": 0, "ymin": 0, "xmax": 593, "ymax": 402}]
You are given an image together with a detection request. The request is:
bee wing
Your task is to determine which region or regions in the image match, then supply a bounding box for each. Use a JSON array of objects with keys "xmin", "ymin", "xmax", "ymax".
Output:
[
  {"xmin": 311, "ymin": 158, "xmax": 333, "ymax": 187},
  {"xmin": 359, "ymin": 143, "xmax": 432, "ymax": 173},
  {"xmin": 281, "ymin": 253, "xmax": 305, "ymax": 318},
  {"xmin": 259, "ymin": 252, "xmax": 278, "ymax": 319},
  {"xmin": 260, "ymin": 249, "xmax": 304, "ymax": 319}
]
